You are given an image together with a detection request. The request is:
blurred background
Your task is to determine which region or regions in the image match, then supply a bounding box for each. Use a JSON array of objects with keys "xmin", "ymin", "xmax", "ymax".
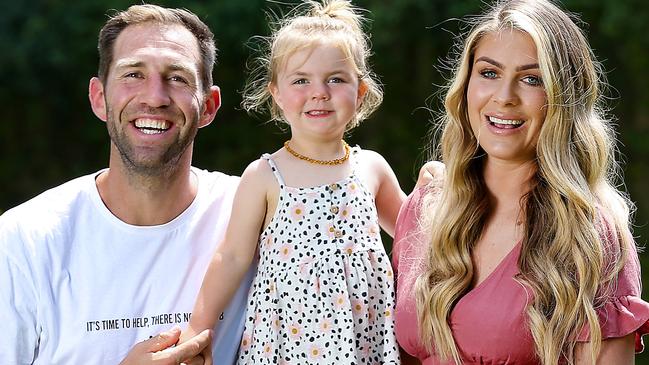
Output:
[{"xmin": 1, "ymin": 0, "xmax": 647, "ymax": 360}]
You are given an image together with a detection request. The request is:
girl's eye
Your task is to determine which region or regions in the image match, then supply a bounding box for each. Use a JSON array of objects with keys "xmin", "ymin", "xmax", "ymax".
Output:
[
  {"xmin": 292, "ymin": 79, "xmax": 308, "ymax": 85},
  {"xmin": 480, "ymin": 70, "xmax": 497, "ymax": 79},
  {"xmin": 522, "ymin": 75, "xmax": 543, "ymax": 87},
  {"xmin": 328, "ymin": 77, "xmax": 344, "ymax": 84}
]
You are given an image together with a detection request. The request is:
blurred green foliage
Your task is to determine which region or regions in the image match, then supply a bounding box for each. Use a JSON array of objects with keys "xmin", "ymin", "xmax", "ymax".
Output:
[{"xmin": 1, "ymin": 0, "xmax": 648, "ymax": 360}]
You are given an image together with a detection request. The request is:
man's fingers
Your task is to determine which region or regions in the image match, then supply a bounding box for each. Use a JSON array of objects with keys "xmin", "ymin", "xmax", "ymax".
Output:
[
  {"xmin": 201, "ymin": 343, "xmax": 213, "ymax": 365},
  {"xmin": 144, "ymin": 327, "xmax": 182, "ymax": 352},
  {"xmin": 179, "ymin": 354, "xmax": 204, "ymax": 365},
  {"xmin": 166, "ymin": 329, "xmax": 212, "ymax": 364}
]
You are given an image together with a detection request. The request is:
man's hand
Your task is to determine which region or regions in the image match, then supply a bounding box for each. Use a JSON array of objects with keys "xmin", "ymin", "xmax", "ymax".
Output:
[
  {"xmin": 415, "ymin": 161, "xmax": 445, "ymax": 189},
  {"xmin": 119, "ymin": 327, "xmax": 213, "ymax": 365}
]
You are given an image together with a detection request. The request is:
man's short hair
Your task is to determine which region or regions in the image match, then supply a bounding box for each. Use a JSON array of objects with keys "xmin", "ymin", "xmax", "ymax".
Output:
[{"xmin": 97, "ymin": 4, "xmax": 216, "ymax": 92}]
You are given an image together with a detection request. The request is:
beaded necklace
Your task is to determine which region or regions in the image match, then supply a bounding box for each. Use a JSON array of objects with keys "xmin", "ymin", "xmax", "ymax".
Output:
[{"xmin": 283, "ymin": 140, "xmax": 350, "ymax": 165}]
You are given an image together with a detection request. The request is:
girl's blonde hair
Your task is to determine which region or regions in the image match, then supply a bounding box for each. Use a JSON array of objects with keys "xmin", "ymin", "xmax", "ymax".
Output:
[
  {"xmin": 242, "ymin": 0, "xmax": 382, "ymax": 130},
  {"xmin": 416, "ymin": 0, "xmax": 635, "ymax": 363}
]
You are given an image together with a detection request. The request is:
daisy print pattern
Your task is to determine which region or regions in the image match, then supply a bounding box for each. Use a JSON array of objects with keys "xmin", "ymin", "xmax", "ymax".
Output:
[{"xmin": 237, "ymin": 149, "xmax": 399, "ymax": 364}]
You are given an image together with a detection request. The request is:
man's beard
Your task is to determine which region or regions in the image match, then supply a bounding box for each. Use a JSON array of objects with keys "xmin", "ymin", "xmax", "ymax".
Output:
[{"xmin": 106, "ymin": 106, "xmax": 199, "ymax": 177}]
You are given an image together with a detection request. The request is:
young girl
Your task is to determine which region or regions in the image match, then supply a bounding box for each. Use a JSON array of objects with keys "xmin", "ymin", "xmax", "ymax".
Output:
[{"xmin": 183, "ymin": 0, "xmax": 404, "ymax": 363}]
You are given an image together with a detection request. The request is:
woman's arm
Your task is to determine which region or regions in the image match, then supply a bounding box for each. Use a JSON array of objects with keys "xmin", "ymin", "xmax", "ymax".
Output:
[
  {"xmin": 574, "ymin": 334, "xmax": 635, "ymax": 365},
  {"xmin": 182, "ymin": 159, "xmax": 271, "ymax": 340}
]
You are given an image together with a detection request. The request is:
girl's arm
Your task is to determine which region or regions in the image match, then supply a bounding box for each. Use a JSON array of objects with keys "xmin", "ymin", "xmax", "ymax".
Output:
[
  {"xmin": 574, "ymin": 334, "xmax": 635, "ymax": 364},
  {"xmin": 367, "ymin": 151, "xmax": 406, "ymax": 238},
  {"xmin": 182, "ymin": 159, "xmax": 271, "ymax": 340}
]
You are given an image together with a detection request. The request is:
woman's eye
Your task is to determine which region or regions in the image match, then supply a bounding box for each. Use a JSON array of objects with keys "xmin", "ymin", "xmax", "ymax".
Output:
[
  {"xmin": 480, "ymin": 70, "xmax": 497, "ymax": 79},
  {"xmin": 522, "ymin": 75, "xmax": 543, "ymax": 86}
]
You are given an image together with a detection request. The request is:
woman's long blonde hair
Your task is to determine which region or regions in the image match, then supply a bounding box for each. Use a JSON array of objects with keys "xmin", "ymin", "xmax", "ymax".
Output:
[{"xmin": 415, "ymin": 0, "xmax": 635, "ymax": 363}]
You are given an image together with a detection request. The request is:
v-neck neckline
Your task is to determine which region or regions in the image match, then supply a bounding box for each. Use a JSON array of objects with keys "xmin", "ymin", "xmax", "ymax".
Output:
[{"xmin": 464, "ymin": 241, "xmax": 522, "ymax": 299}]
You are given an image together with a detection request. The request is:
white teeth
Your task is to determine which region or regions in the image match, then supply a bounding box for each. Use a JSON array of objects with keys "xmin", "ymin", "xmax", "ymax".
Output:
[
  {"xmin": 488, "ymin": 116, "xmax": 524, "ymax": 125},
  {"xmin": 308, "ymin": 110, "xmax": 329, "ymax": 116},
  {"xmin": 134, "ymin": 118, "xmax": 170, "ymax": 133},
  {"xmin": 141, "ymin": 129, "xmax": 162, "ymax": 135}
]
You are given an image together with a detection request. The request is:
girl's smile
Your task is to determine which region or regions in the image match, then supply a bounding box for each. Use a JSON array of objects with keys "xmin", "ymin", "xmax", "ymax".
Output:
[{"xmin": 270, "ymin": 43, "xmax": 366, "ymax": 141}]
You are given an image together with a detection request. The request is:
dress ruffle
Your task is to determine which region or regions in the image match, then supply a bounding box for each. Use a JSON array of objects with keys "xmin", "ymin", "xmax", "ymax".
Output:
[{"xmin": 577, "ymin": 295, "xmax": 649, "ymax": 352}]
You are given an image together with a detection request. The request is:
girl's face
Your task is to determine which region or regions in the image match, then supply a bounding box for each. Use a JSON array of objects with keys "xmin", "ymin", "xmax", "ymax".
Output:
[
  {"xmin": 270, "ymin": 43, "xmax": 366, "ymax": 141},
  {"xmin": 466, "ymin": 29, "xmax": 547, "ymax": 165}
]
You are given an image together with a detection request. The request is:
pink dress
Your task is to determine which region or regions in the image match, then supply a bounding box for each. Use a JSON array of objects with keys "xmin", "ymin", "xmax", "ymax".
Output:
[{"xmin": 392, "ymin": 187, "xmax": 649, "ymax": 364}]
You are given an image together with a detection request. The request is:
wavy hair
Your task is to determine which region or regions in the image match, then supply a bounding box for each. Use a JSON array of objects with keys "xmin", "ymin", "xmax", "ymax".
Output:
[
  {"xmin": 241, "ymin": 0, "xmax": 382, "ymax": 130},
  {"xmin": 415, "ymin": 0, "xmax": 634, "ymax": 363}
]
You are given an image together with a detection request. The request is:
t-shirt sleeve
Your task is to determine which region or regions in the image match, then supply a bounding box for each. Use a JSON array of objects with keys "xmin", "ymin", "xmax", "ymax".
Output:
[
  {"xmin": 576, "ymin": 212, "xmax": 649, "ymax": 352},
  {"xmin": 0, "ymin": 216, "xmax": 40, "ymax": 364}
]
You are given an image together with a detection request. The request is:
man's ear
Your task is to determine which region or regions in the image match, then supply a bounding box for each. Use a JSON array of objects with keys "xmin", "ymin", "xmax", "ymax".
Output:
[
  {"xmin": 198, "ymin": 86, "xmax": 221, "ymax": 128},
  {"xmin": 89, "ymin": 77, "xmax": 107, "ymax": 122}
]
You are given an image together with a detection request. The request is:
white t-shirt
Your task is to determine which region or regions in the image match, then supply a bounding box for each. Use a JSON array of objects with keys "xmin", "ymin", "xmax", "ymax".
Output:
[{"xmin": 0, "ymin": 167, "xmax": 254, "ymax": 364}]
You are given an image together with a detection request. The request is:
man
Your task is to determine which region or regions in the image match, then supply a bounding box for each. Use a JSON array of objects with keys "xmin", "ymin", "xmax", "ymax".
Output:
[{"xmin": 0, "ymin": 4, "xmax": 253, "ymax": 364}]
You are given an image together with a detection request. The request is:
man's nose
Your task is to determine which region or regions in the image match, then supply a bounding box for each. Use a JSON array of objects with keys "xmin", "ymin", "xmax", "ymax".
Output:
[{"xmin": 139, "ymin": 76, "xmax": 171, "ymax": 107}]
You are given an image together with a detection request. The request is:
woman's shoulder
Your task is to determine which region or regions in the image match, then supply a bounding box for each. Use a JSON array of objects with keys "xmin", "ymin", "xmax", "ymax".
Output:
[{"xmin": 392, "ymin": 186, "xmax": 432, "ymax": 262}]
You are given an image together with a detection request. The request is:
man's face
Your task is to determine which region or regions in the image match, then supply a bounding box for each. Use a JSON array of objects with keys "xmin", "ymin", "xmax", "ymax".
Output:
[{"xmin": 90, "ymin": 22, "xmax": 217, "ymax": 175}]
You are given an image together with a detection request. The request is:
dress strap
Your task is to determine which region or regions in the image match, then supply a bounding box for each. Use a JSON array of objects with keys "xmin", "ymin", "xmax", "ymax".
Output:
[
  {"xmin": 348, "ymin": 145, "xmax": 362, "ymax": 172},
  {"xmin": 261, "ymin": 153, "xmax": 286, "ymax": 187}
]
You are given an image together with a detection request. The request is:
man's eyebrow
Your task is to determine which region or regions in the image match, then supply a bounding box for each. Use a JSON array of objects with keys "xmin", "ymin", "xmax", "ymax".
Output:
[
  {"xmin": 113, "ymin": 59, "xmax": 143, "ymax": 70},
  {"xmin": 168, "ymin": 62, "xmax": 195, "ymax": 74},
  {"xmin": 112, "ymin": 60, "xmax": 197, "ymax": 79}
]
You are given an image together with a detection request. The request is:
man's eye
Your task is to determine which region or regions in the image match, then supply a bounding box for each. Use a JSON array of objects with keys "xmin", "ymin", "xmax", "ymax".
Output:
[
  {"xmin": 169, "ymin": 75, "xmax": 188, "ymax": 84},
  {"xmin": 124, "ymin": 72, "xmax": 141, "ymax": 79}
]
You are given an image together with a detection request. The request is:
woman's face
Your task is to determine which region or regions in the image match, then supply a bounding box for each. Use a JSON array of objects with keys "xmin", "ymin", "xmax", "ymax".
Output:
[{"xmin": 466, "ymin": 29, "xmax": 547, "ymax": 165}]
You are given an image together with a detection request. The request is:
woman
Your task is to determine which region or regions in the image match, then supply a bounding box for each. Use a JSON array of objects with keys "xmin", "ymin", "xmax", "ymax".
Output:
[{"xmin": 392, "ymin": 0, "xmax": 649, "ymax": 364}]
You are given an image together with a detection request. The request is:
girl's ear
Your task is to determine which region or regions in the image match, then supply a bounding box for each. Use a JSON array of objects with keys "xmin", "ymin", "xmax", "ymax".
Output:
[
  {"xmin": 269, "ymin": 82, "xmax": 284, "ymax": 111},
  {"xmin": 89, "ymin": 77, "xmax": 107, "ymax": 122},
  {"xmin": 357, "ymin": 80, "xmax": 368, "ymax": 104}
]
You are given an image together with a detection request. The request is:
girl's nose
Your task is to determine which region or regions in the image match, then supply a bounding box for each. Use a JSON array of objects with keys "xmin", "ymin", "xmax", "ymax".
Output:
[{"xmin": 311, "ymin": 83, "xmax": 330, "ymax": 101}]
